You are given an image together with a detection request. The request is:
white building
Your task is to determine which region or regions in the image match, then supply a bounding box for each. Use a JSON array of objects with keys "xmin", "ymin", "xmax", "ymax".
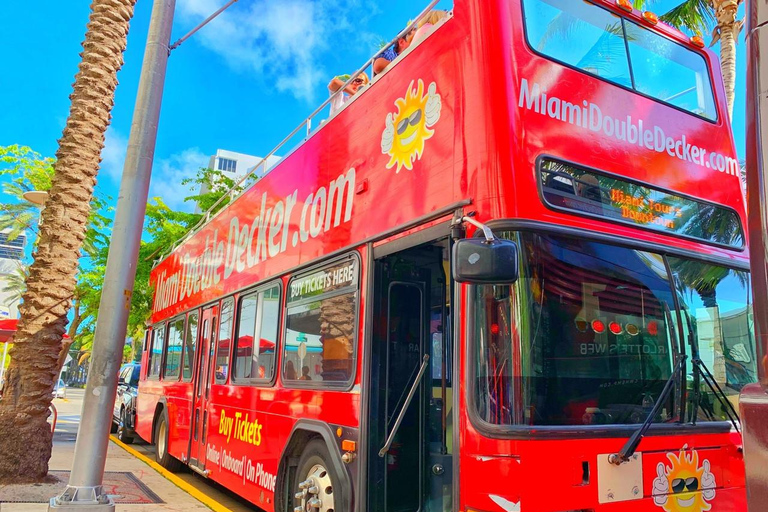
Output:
[
  {"xmin": 196, "ymin": 149, "xmax": 281, "ymax": 213},
  {"xmin": 0, "ymin": 230, "xmax": 26, "ymax": 319}
]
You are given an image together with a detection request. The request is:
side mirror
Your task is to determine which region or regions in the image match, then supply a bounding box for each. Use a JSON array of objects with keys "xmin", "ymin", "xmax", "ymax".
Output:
[{"xmin": 452, "ymin": 238, "xmax": 519, "ymax": 284}]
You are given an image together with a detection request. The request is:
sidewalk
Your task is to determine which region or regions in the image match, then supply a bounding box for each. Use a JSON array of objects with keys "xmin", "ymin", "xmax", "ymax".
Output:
[
  {"xmin": 0, "ymin": 389, "xmax": 254, "ymax": 512},
  {"xmin": 0, "ymin": 438, "xmax": 215, "ymax": 512}
]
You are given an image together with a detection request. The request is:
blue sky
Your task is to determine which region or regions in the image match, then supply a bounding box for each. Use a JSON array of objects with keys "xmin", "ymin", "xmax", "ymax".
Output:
[{"xmin": 0, "ymin": 0, "xmax": 747, "ymax": 219}]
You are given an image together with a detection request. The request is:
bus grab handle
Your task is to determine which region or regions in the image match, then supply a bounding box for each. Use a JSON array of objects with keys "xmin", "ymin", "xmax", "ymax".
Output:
[{"xmin": 379, "ymin": 354, "xmax": 430, "ymax": 458}]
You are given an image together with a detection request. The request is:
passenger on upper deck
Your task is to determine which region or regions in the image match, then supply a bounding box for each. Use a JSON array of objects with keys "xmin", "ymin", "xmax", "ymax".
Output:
[
  {"xmin": 373, "ymin": 10, "xmax": 448, "ymax": 76},
  {"xmin": 373, "ymin": 29, "xmax": 414, "ymax": 75},
  {"xmin": 412, "ymin": 10, "xmax": 448, "ymax": 44},
  {"xmin": 328, "ymin": 72, "xmax": 369, "ymax": 116}
]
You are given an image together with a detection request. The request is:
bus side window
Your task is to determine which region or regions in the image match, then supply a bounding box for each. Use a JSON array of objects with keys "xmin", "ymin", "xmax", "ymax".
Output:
[
  {"xmin": 182, "ymin": 310, "xmax": 199, "ymax": 382},
  {"xmin": 233, "ymin": 294, "xmax": 259, "ymax": 382},
  {"xmin": 216, "ymin": 298, "xmax": 234, "ymax": 384},
  {"xmin": 149, "ymin": 323, "xmax": 165, "ymax": 379},
  {"xmin": 256, "ymin": 285, "xmax": 281, "ymax": 381},
  {"xmin": 164, "ymin": 316, "xmax": 185, "ymax": 380},
  {"xmin": 283, "ymin": 257, "xmax": 359, "ymax": 385}
]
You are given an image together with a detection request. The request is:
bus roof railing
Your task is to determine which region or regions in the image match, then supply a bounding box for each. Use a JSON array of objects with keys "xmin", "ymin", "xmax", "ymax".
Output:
[{"xmin": 156, "ymin": 0, "xmax": 441, "ymax": 266}]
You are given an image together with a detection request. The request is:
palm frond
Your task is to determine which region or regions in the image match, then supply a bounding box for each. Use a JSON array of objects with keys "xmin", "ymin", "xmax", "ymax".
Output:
[
  {"xmin": 535, "ymin": 11, "xmax": 578, "ymax": 51},
  {"xmin": 1, "ymin": 262, "xmax": 28, "ymax": 306},
  {"xmin": 660, "ymin": 0, "xmax": 714, "ymax": 36}
]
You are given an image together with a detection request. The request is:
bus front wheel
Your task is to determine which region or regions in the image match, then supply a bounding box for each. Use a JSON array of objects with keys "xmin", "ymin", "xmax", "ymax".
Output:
[
  {"xmin": 154, "ymin": 412, "xmax": 182, "ymax": 472},
  {"xmin": 294, "ymin": 440, "xmax": 339, "ymax": 512}
]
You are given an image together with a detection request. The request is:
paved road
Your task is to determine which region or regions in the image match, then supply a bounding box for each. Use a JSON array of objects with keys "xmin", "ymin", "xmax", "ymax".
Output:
[
  {"xmin": 51, "ymin": 387, "xmax": 83, "ymax": 442},
  {"xmin": 54, "ymin": 386, "xmax": 254, "ymax": 512}
]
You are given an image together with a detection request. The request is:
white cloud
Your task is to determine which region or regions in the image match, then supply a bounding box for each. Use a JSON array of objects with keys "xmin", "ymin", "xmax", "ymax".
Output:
[
  {"xmin": 176, "ymin": 0, "xmax": 378, "ymax": 103},
  {"xmin": 100, "ymin": 126, "xmax": 128, "ymax": 181},
  {"xmin": 149, "ymin": 147, "xmax": 208, "ymax": 212}
]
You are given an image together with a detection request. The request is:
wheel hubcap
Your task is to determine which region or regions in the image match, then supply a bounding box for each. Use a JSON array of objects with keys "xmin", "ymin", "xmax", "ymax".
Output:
[
  {"xmin": 294, "ymin": 464, "xmax": 334, "ymax": 512},
  {"xmin": 158, "ymin": 421, "xmax": 167, "ymax": 457},
  {"xmin": 119, "ymin": 412, "xmax": 127, "ymax": 436}
]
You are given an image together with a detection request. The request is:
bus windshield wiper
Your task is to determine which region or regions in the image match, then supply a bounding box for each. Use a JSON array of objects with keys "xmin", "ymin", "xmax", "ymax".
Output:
[
  {"xmin": 681, "ymin": 309, "xmax": 740, "ymax": 431},
  {"xmin": 690, "ymin": 357, "xmax": 740, "ymax": 431},
  {"xmin": 609, "ymin": 354, "xmax": 686, "ymax": 466}
]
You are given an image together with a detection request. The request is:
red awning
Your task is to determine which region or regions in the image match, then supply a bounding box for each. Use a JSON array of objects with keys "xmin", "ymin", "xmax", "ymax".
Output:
[
  {"xmin": 217, "ymin": 336, "xmax": 276, "ymax": 355},
  {"xmin": 0, "ymin": 319, "xmax": 70, "ymax": 344}
]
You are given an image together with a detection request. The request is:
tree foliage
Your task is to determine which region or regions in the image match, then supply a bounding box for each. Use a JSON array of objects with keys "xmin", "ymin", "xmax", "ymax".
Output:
[
  {"xmin": 0, "ymin": 145, "xmax": 112, "ymax": 348},
  {"xmin": 0, "ymin": 144, "xmax": 241, "ymax": 370},
  {"xmin": 127, "ymin": 167, "xmax": 237, "ymax": 340}
]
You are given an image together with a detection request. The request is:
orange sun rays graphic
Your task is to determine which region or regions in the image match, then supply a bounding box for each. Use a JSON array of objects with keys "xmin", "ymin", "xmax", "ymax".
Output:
[
  {"xmin": 653, "ymin": 449, "xmax": 716, "ymax": 512},
  {"xmin": 381, "ymin": 79, "xmax": 442, "ymax": 173}
]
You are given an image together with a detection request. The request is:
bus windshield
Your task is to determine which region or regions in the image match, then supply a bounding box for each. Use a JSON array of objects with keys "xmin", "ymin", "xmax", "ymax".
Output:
[
  {"xmin": 472, "ymin": 232, "xmax": 757, "ymax": 427},
  {"xmin": 522, "ymin": 0, "xmax": 717, "ymax": 120}
]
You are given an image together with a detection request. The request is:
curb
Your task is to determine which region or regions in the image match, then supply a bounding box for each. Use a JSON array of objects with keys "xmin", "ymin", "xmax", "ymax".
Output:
[{"xmin": 109, "ymin": 435, "xmax": 234, "ymax": 512}]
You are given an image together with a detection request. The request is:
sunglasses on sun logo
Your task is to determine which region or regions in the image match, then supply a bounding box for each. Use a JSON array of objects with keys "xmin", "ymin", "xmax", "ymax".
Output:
[
  {"xmin": 397, "ymin": 109, "xmax": 423, "ymax": 135},
  {"xmin": 671, "ymin": 477, "xmax": 699, "ymax": 493}
]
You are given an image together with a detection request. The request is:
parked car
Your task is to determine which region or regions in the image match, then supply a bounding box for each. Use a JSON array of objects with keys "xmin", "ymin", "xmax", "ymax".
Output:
[
  {"xmin": 53, "ymin": 379, "xmax": 67, "ymax": 399},
  {"xmin": 111, "ymin": 363, "xmax": 140, "ymax": 444}
]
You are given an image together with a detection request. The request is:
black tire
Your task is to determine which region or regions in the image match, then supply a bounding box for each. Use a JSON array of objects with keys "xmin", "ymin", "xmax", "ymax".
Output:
[
  {"xmin": 117, "ymin": 408, "xmax": 134, "ymax": 444},
  {"xmin": 110, "ymin": 419, "xmax": 118, "ymax": 434},
  {"xmin": 154, "ymin": 411, "xmax": 182, "ymax": 471},
  {"xmin": 293, "ymin": 439, "xmax": 341, "ymax": 512}
]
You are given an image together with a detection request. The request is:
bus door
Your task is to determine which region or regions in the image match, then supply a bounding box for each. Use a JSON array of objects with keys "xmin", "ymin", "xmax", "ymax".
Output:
[
  {"xmin": 369, "ymin": 239, "xmax": 453, "ymax": 512},
  {"xmin": 189, "ymin": 304, "xmax": 218, "ymax": 471}
]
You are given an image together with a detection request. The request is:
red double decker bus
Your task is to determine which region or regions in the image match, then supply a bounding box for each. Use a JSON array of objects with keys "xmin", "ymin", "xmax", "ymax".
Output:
[{"xmin": 136, "ymin": 0, "xmax": 756, "ymax": 511}]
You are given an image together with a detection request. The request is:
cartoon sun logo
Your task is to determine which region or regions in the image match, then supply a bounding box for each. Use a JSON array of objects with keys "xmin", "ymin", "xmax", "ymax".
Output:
[
  {"xmin": 381, "ymin": 79, "xmax": 442, "ymax": 173},
  {"xmin": 652, "ymin": 449, "xmax": 716, "ymax": 512}
]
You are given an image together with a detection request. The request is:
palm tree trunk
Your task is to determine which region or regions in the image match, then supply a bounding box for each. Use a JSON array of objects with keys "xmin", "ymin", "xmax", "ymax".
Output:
[
  {"xmin": 0, "ymin": 0, "xmax": 135, "ymax": 482},
  {"xmin": 712, "ymin": 0, "xmax": 741, "ymax": 119}
]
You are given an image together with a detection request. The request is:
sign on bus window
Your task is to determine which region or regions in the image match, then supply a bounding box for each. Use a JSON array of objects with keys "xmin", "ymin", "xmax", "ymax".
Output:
[
  {"xmin": 539, "ymin": 158, "xmax": 744, "ymax": 249},
  {"xmin": 284, "ymin": 257, "xmax": 359, "ymax": 385}
]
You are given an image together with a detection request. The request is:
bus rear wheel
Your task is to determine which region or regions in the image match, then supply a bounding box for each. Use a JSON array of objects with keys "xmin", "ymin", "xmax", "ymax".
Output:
[
  {"xmin": 154, "ymin": 412, "xmax": 182, "ymax": 472},
  {"xmin": 293, "ymin": 440, "xmax": 338, "ymax": 512}
]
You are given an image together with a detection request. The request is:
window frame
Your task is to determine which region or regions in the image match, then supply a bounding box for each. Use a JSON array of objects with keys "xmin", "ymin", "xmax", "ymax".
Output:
[
  {"xmin": 519, "ymin": 0, "xmax": 720, "ymax": 123},
  {"xmin": 231, "ymin": 281, "xmax": 283, "ymax": 387},
  {"xmin": 182, "ymin": 309, "xmax": 200, "ymax": 383},
  {"xmin": 147, "ymin": 322, "xmax": 166, "ymax": 381},
  {"xmin": 217, "ymin": 157, "xmax": 237, "ymax": 173},
  {"xmin": 464, "ymin": 223, "xmax": 736, "ymax": 439},
  {"xmin": 281, "ymin": 253, "xmax": 361, "ymax": 390},
  {"xmin": 162, "ymin": 315, "xmax": 186, "ymax": 381},
  {"xmin": 214, "ymin": 296, "xmax": 236, "ymax": 385},
  {"xmin": 535, "ymin": 155, "xmax": 745, "ymax": 251}
]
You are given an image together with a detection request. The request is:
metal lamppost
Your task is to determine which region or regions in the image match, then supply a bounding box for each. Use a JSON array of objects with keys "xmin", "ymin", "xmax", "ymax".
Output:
[{"xmin": 48, "ymin": 1, "xmax": 175, "ymax": 510}]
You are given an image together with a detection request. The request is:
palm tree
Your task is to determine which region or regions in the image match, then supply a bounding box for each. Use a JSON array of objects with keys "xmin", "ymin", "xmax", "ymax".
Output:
[
  {"xmin": 638, "ymin": 0, "xmax": 743, "ymax": 119},
  {"xmin": 0, "ymin": 0, "xmax": 136, "ymax": 482}
]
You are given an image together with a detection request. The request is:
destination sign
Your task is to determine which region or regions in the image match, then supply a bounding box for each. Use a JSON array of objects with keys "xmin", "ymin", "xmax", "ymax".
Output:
[{"xmin": 539, "ymin": 159, "xmax": 744, "ymax": 249}]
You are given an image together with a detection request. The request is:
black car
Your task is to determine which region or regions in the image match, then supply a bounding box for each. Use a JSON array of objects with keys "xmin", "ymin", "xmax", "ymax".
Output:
[{"xmin": 112, "ymin": 363, "xmax": 140, "ymax": 444}]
